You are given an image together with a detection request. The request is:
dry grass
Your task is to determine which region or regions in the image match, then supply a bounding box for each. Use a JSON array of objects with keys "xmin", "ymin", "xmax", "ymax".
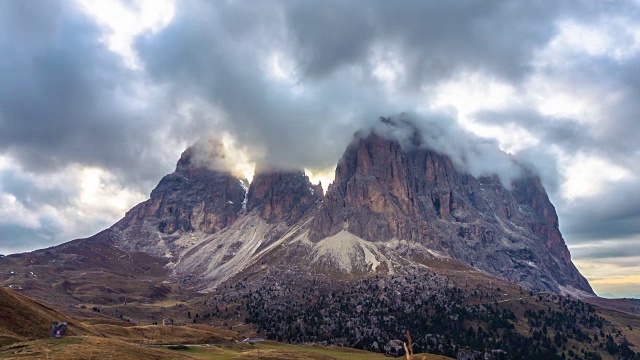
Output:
[
  {"xmin": 90, "ymin": 323, "xmax": 238, "ymax": 344},
  {"xmin": 171, "ymin": 341, "xmax": 453, "ymax": 359},
  {"xmin": 0, "ymin": 337, "xmax": 455, "ymax": 360},
  {"xmin": 596, "ymin": 308, "xmax": 640, "ymax": 348},
  {"xmin": 0, "ymin": 287, "xmax": 92, "ymax": 346},
  {"xmin": 0, "ymin": 336, "xmax": 193, "ymax": 360},
  {"xmin": 0, "ymin": 231, "xmax": 172, "ymax": 307}
]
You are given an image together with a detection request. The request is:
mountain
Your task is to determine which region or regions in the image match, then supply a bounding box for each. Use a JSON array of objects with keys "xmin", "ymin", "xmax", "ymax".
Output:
[
  {"xmin": 1, "ymin": 117, "xmax": 592, "ymax": 298},
  {"xmin": 6, "ymin": 117, "xmax": 640, "ymax": 359},
  {"xmin": 109, "ymin": 119, "xmax": 587, "ymax": 294},
  {"xmin": 309, "ymin": 120, "xmax": 591, "ymax": 294},
  {"xmin": 109, "ymin": 117, "xmax": 590, "ymax": 294},
  {"xmin": 247, "ymin": 167, "xmax": 323, "ymax": 224},
  {"xmin": 0, "ymin": 228, "xmax": 171, "ymax": 305},
  {"xmin": 112, "ymin": 147, "xmax": 247, "ymax": 256}
]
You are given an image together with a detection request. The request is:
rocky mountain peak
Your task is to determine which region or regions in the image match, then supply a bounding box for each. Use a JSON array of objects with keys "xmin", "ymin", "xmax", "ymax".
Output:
[
  {"xmin": 247, "ymin": 166, "xmax": 322, "ymax": 224},
  {"xmin": 309, "ymin": 120, "xmax": 592, "ymax": 294},
  {"xmin": 174, "ymin": 145, "xmax": 199, "ymax": 174},
  {"xmin": 115, "ymin": 147, "xmax": 247, "ymax": 235}
]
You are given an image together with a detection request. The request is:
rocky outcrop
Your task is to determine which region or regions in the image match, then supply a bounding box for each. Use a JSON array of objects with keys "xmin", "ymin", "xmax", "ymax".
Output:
[
  {"xmin": 309, "ymin": 119, "xmax": 593, "ymax": 294},
  {"xmin": 246, "ymin": 168, "xmax": 322, "ymax": 224},
  {"xmin": 115, "ymin": 147, "xmax": 247, "ymax": 234}
]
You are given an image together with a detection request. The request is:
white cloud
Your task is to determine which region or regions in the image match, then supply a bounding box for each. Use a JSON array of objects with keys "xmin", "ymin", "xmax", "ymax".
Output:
[
  {"xmin": 75, "ymin": 0, "xmax": 175, "ymax": 68},
  {"xmin": 429, "ymin": 72, "xmax": 539, "ymax": 154},
  {"xmin": 0, "ymin": 193, "xmax": 41, "ymax": 229},
  {"xmin": 543, "ymin": 18, "xmax": 640, "ymax": 62},
  {"xmin": 77, "ymin": 167, "xmax": 146, "ymax": 219},
  {"xmin": 370, "ymin": 43, "xmax": 406, "ymax": 94},
  {"xmin": 0, "ymin": 158, "xmax": 146, "ymax": 254},
  {"xmin": 560, "ymin": 153, "xmax": 633, "ymax": 201}
]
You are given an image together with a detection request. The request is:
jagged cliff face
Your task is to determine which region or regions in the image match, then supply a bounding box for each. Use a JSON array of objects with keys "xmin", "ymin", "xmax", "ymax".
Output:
[
  {"xmin": 308, "ymin": 129, "xmax": 592, "ymax": 294},
  {"xmin": 247, "ymin": 169, "xmax": 322, "ymax": 224},
  {"xmin": 107, "ymin": 148, "xmax": 324, "ymax": 287},
  {"xmin": 115, "ymin": 147, "xmax": 247, "ymax": 235}
]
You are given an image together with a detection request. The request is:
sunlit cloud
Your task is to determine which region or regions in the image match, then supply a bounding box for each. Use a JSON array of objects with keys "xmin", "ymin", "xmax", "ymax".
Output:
[
  {"xmin": 75, "ymin": 0, "xmax": 175, "ymax": 68},
  {"xmin": 560, "ymin": 153, "xmax": 633, "ymax": 201}
]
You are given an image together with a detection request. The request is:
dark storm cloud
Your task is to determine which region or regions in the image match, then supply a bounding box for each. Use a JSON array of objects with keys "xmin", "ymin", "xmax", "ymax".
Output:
[
  {"xmin": 1, "ymin": 0, "xmax": 631, "ymax": 183},
  {"xmin": 475, "ymin": 109, "xmax": 592, "ymax": 152},
  {"xmin": 285, "ymin": 1, "xmax": 640, "ymax": 86},
  {"xmin": 286, "ymin": 1, "xmax": 562, "ymax": 83},
  {"xmin": 0, "ymin": 223, "xmax": 60, "ymax": 255},
  {"xmin": 0, "ymin": 1, "xmax": 182, "ymax": 190},
  {"xmin": 136, "ymin": 0, "xmax": 605, "ymax": 171},
  {"xmin": 0, "ymin": 2, "xmax": 62, "ymax": 42},
  {"xmin": 136, "ymin": 0, "xmax": 391, "ymax": 171},
  {"xmin": 560, "ymin": 180, "xmax": 640, "ymax": 242},
  {"xmin": 570, "ymin": 239, "xmax": 640, "ymax": 260},
  {"xmin": 568, "ymin": 56, "xmax": 640, "ymax": 174},
  {"xmin": 530, "ymin": 55, "xmax": 640, "ymax": 168},
  {"xmin": 475, "ymin": 48, "xmax": 640, "ymax": 167},
  {"xmin": 135, "ymin": 0, "xmax": 640, "ymax": 173},
  {"xmin": 1, "ymin": 0, "xmax": 640, "ymax": 272}
]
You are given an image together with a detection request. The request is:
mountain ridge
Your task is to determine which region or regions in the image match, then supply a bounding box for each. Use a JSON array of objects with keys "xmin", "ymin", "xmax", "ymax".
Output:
[
  {"xmin": 97, "ymin": 117, "xmax": 591, "ymax": 295},
  {"xmin": 1, "ymin": 117, "xmax": 592, "ymax": 297}
]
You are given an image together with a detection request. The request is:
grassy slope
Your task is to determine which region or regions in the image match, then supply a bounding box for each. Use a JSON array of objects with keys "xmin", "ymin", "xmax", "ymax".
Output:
[
  {"xmin": 0, "ymin": 337, "xmax": 193, "ymax": 360},
  {"xmin": 0, "ymin": 287, "xmax": 92, "ymax": 346},
  {"xmin": 7, "ymin": 277, "xmax": 640, "ymax": 359},
  {"xmin": 0, "ymin": 338, "xmax": 453, "ymax": 359},
  {"xmin": 598, "ymin": 307, "xmax": 640, "ymax": 348},
  {"xmin": 0, "ymin": 230, "xmax": 171, "ymax": 306},
  {"xmin": 178, "ymin": 341, "xmax": 452, "ymax": 359},
  {"xmin": 90, "ymin": 323, "xmax": 237, "ymax": 344}
]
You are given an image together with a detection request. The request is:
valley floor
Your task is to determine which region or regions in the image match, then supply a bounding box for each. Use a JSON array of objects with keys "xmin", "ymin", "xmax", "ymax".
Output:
[
  {"xmin": 0, "ymin": 337, "xmax": 452, "ymax": 360},
  {"xmin": 2, "ymin": 253, "xmax": 639, "ymax": 359}
]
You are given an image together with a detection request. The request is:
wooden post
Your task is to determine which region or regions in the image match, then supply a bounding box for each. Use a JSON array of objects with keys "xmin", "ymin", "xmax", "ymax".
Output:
[{"xmin": 404, "ymin": 329, "xmax": 414, "ymax": 360}]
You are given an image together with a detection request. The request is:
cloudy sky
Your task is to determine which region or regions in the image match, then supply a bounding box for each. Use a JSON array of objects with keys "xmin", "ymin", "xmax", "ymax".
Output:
[{"xmin": 1, "ymin": 0, "xmax": 639, "ymax": 298}]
